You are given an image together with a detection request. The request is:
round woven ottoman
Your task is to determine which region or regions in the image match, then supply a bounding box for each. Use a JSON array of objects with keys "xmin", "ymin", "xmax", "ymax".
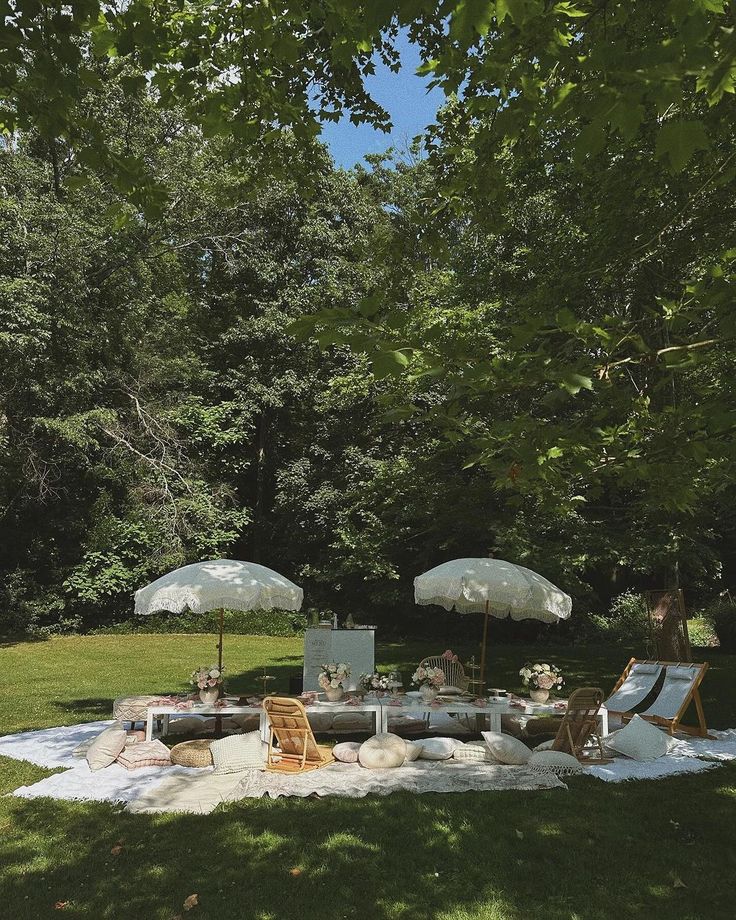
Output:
[
  {"xmin": 170, "ymin": 739, "xmax": 214, "ymax": 768},
  {"xmin": 113, "ymin": 695, "xmax": 162, "ymax": 727}
]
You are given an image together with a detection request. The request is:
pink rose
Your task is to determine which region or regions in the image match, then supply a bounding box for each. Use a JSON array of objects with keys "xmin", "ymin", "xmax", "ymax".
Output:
[
  {"xmin": 208, "ymin": 677, "xmax": 218, "ymax": 687},
  {"xmin": 537, "ymin": 673, "xmax": 555, "ymax": 690}
]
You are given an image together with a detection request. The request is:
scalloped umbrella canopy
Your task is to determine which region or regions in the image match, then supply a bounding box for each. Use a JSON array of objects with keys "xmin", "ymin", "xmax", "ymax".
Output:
[
  {"xmin": 414, "ymin": 558, "xmax": 571, "ymax": 688},
  {"xmin": 134, "ymin": 559, "xmax": 303, "ymax": 671}
]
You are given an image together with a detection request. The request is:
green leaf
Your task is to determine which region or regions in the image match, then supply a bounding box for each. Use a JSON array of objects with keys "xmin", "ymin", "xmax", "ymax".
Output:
[{"xmin": 655, "ymin": 120, "xmax": 710, "ymax": 172}]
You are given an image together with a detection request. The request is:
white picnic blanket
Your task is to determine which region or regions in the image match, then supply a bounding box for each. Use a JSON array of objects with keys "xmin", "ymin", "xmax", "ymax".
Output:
[{"xmin": 2, "ymin": 721, "xmax": 736, "ymax": 804}]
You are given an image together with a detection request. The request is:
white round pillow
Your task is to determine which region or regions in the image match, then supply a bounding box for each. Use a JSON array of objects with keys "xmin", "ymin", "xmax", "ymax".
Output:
[
  {"xmin": 527, "ymin": 750, "xmax": 584, "ymax": 776},
  {"xmin": 359, "ymin": 733, "xmax": 407, "ymax": 769},
  {"xmin": 404, "ymin": 740, "xmax": 423, "ymax": 762},
  {"xmin": 333, "ymin": 741, "xmax": 361, "ymax": 763},
  {"xmin": 481, "ymin": 731, "xmax": 531, "ymax": 765}
]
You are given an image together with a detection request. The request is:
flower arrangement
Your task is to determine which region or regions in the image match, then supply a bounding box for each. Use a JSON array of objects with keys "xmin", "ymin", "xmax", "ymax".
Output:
[
  {"xmin": 441, "ymin": 649, "xmax": 459, "ymax": 663},
  {"xmin": 318, "ymin": 662, "xmax": 350, "ymax": 690},
  {"xmin": 359, "ymin": 671, "xmax": 391, "ymax": 693},
  {"xmin": 411, "ymin": 665, "xmax": 445, "ymax": 689},
  {"xmin": 519, "ymin": 662, "xmax": 564, "ymax": 692},
  {"xmin": 190, "ymin": 665, "xmax": 224, "ymax": 690}
]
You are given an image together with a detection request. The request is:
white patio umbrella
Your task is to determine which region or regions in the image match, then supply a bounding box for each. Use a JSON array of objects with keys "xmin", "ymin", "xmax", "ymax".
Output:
[
  {"xmin": 414, "ymin": 558, "xmax": 572, "ymax": 688},
  {"xmin": 134, "ymin": 559, "xmax": 304, "ymax": 671}
]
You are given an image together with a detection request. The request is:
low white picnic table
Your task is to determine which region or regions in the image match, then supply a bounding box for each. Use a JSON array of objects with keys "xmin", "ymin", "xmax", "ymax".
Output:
[
  {"xmin": 144, "ymin": 698, "xmax": 383, "ymax": 742},
  {"xmin": 145, "ymin": 696, "xmax": 608, "ymax": 741}
]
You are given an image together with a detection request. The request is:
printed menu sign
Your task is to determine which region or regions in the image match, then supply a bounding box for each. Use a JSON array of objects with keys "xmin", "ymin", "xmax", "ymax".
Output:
[{"xmin": 303, "ymin": 628, "xmax": 375, "ymax": 691}]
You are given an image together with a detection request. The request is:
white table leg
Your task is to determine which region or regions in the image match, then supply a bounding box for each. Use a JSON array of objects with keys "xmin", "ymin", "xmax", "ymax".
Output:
[
  {"xmin": 145, "ymin": 709, "xmax": 154, "ymax": 742},
  {"xmin": 259, "ymin": 709, "xmax": 268, "ymax": 743},
  {"xmin": 599, "ymin": 707, "xmax": 609, "ymax": 737},
  {"xmin": 488, "ymin": 711, "xmax": 502, "ymax": 733},
  {"xmin": 162, "ymin": 714, "xmax": 170, "ymax": 737}
]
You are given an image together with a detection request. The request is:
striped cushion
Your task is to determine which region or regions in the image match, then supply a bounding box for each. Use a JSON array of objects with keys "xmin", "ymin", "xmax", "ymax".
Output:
[
  {"xmin": 453, "ymin": 743, "xmax": 498, "ymax": 763},
  {"xmin": 116, "ymin": 740, "xmax": 172, "ymax": 770}
]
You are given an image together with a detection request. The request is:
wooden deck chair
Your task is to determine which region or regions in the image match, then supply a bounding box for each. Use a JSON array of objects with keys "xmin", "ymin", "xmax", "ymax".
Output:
[
  {"xmin": 606, "ymin": 659, "xmax": 711, "ymax": 738},
  {"xmin": 263, "ymin": 697, "xmax": 334, "ymax": 773},
  {"xmin": 551, "ymin": 687, "xmax": 611, "ymax": 764}
]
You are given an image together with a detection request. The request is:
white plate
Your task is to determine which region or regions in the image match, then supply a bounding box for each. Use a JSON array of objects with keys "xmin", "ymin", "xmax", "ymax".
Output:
[{"xmin": 404, "ymin": 690, "xmax": 422, "ymax": 698}]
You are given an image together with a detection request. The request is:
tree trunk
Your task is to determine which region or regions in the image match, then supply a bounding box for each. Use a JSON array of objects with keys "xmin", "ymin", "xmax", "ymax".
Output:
[{"xmin": 251, "ymin": 410, "xmax": 270, "ymax": 562}]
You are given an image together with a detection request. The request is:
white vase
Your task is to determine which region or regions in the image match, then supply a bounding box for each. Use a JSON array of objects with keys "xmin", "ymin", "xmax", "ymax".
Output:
[
  {"xmin": 199, "ymin": 686, "xmax": 219, "ymax": 705},
  {"xmin": 420, "ymin": 685, "xmax": 438, "ymax": 703},
  {"xmin": 530, "ymin": 689, "xmax": 550, "ymax": 704},
  {"xmin": 325, "ymin": 686, "xmax": 344, "ymax": 702}
]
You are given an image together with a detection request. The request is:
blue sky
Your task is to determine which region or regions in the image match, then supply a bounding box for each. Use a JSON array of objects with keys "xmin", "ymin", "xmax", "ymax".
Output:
[{"xmin": 319, "ymin": 31, "xmax": 445, "ymax": 168}]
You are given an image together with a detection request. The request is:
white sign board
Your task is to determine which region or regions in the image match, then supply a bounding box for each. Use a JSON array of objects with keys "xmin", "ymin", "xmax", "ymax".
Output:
[{"xmin": 303, "ymin": 628, "xmax": 375, "ymax": 692}]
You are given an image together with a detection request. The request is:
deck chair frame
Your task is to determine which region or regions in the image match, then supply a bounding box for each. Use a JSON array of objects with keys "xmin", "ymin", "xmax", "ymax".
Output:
[
  {"xmin": 263, "ymin": 697, "xmax": 335, "ymax": 773},
  {"xmin": 551, "ymin": 687, "xmax": 611, "ymax": 764},
  {"xmin": 606, "ymin": 658, "xmax": 711, "ymax": 738}
]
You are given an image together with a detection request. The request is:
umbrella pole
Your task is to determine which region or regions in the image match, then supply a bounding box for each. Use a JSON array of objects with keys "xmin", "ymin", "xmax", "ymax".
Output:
[
  {"xmin": 479, "ymin": 600, "xmax": 490, "ymax": 693},
  {"xmin": 217, "ymin": 608, "xmax": 224, "ymax": 673},
  {"xmin": 215, "ymin": 608, "xmax": 224, "ymax": 738}
]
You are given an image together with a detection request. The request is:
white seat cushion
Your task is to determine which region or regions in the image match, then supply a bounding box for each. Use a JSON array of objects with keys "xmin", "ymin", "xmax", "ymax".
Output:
[
  {"xmin": 528, "ymin": 750, "xmax": 584, "ymax": 775},
  {"xmin": 481, "ymin": 731, "xmax": 531, "ymax": 765},
  {"xmin": 359, "ymin": 733, "xmax": 407, "ymax": 768},
  {"xmin": 86, "ymin": 724, "xmax": 127, "ymax": 771},
  {"xmin": 210, "ymin": 730, "xmax": 264, "ymax": 774},
  {"xmin": 604, "ymin": 715, "xmax": 673, "ymax": 762},
  {"xmin": 418, "ymin": 738, "xmax": 465, "ymax": 760}
]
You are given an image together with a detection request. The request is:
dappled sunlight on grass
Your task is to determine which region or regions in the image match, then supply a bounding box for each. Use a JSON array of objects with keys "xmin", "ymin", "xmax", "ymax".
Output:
[{"xmin": 1, "ymin": 636, "xmax": 736, "ymax": 918}]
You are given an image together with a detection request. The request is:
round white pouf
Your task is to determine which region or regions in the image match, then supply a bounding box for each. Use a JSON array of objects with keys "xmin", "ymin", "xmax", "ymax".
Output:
[{"xmin": 358, "ymin": 733, "xmax": 407, "ymax": 769}]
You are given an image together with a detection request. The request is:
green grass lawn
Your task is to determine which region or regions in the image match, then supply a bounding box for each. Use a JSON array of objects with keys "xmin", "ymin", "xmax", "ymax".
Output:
[{"xmin": 1, "ymin": 635, "xmax": 735, "ymax": 920}]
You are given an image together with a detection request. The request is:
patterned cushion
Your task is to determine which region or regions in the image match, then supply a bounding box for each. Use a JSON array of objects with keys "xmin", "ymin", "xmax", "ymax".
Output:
[
  {"xmin": 527, "ymin": 750, "xmax": 584, "ymax": 776},
  {"xmin": 481, "ymin": 731, "xmax": 531, "ymax": 765},
  {"xmin": 117, "ymin": 740, "xmax": 172, "ymax": 770},
  {"xmin": 210, "ymin": 730, "xmax": 264, "ymax": 774},
  {"xmin": 333, "ymin": 741, "xmax": 361, "ymax": 763},
  {"xmin": 453, "ymin": 742, "xmax": 498, "ymax": 763}
]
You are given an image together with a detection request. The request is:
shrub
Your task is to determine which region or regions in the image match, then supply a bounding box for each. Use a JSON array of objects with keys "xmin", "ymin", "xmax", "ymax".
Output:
[
  {"xmin": 585, "ymin": 590, "xmax": 650, "ymax": 644},
  {"xmin": 91, "ymin": 607, "xmax": 308, "ymax": 637},
  {"xmin": 686, "ymin": 617, "xmax": 718, "ymax": 649},
  {"xmin": 705, "ymin": 598, "xmax": 736, "ymax": 652}
]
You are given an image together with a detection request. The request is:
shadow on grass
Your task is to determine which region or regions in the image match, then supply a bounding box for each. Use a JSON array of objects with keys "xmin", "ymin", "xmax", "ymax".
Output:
[{"xmin": 1, "ymin": 764, "xmax": 736, "ymax": 920}]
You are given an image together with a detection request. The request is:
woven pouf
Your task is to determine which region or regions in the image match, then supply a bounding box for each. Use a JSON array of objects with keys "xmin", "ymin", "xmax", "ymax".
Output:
[
  {"xmin": 113, "ymin": 695, "xmax": 161, "ymax": 723},
  {"xmin": 170, "ymin": 739, "xmax": 214, "ymax": 768}
]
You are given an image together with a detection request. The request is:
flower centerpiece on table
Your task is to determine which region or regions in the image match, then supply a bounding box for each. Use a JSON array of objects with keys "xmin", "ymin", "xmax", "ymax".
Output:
[
  {"xmin": 359, "ymin": 671, "xmax": 391, "ymax": 696},
  {"xmin": 318, "ymin": 662, "xmax": 351, "ymax": 701},
  {"xmin": 411, "ymin": 664, "xmax": 445, "ymax": 702},
  {"xmin": 519, "ymin": 662, "xmax": 564, "ymax": 703},
  {"xmin": 190, "ymin": 665, "xmax": 224, "ymax": 704}
]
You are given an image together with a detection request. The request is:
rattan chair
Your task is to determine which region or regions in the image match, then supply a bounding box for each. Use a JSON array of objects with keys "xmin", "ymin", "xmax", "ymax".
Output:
[
  {"xmin": 263, "ymin": 697, "xmax": 334, "ymax": 773},
  {"xmin": 550, "ymin": 687, "xmax": 611, "ymax": 764},
  {"xmin": 419, "ymin": 656, "xmax": 470, "ymax": 692}
]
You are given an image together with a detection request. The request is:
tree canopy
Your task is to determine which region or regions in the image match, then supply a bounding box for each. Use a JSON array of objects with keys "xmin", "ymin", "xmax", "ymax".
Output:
[{"xmin": 1, "ymin": 3, "xmax": 734, "ymax": 635}]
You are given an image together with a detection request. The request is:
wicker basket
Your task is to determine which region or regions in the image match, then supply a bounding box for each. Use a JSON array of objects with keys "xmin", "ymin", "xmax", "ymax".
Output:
[{"xmin": 170, "ymin": 739, "xmax": 214, "ymax": 768}]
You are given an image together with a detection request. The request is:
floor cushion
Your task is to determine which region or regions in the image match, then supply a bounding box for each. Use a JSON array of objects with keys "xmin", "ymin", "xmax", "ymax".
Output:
[
  {"xmin": 359, "ymin": 733, "xmax": 407, "ymax": 768},
  {"xmin": 333, "ymin": 741, "xmax": 361, "ymax": 763},
  {"xmin": 386, "ymin": 716, "xmax": 427, "ymax": 734},
  {"xmin": 306, "ymin": 712, "xmax": 333, "ymax": 733},
  {"xmin": 527, "ymin": 750, "xmax": 584, "ymax": 776},
  {"xmin": 453, "ymin": 742, "xmax": 498, "ymax": 763},
  {"xmin": 117, "ymin": 740, "xmax": 172, "ymax": 770},
  {"xmin": 525, "ymin": 716, "xmax": 564, "ymax": 738},
  {"xmin": 418, "ymin": 738, "xmax": 465, "ymax": 760},
  {"xmin": 211, "ymin": 730, "xmax": 264, "ymax": 774},
  {"xmin": 404, "ymin": 740, "xmax": 423, "ymax": 762},
  {"xmin": 167, "ymin": 716, "xmax": 208, "ymax": 735},
  {"xmin": 332, "ymin": 712, "xmax": 374, "ymax": 732},
  {"xmin": 86, "ymin": 724, "xmax": 127, "ymax": 771},
  {"xmin": 170, "ymin": 739, "xmax": 214, "ymax": 768},
  {"xmin": 481, "ymin": 731, "xmax": 531, "ymax": 765},
  {"xmin": 604, "ymin": 714, "xmax": 672, "ymax": 762},
  {"xmin": 229, "ymin": 713, "xmax": 260, "ymax": 732}
]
